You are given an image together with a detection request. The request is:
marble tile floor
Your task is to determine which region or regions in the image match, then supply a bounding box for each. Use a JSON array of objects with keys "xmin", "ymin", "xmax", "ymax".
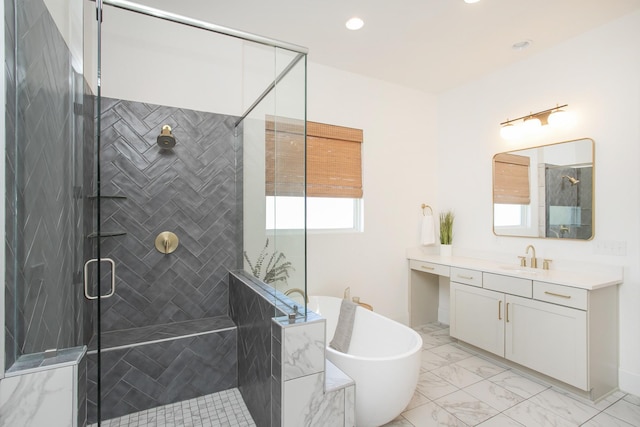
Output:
[
  {"xmin": 384, "ymin": 323, "xmax": 640, "ymax": 427},
  {"xmin": 91, "ymin": 388, "xmax": 256, "ymax": 427}
]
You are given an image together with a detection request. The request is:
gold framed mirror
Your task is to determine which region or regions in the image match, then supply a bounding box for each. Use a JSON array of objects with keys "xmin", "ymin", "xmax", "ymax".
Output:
[{"xmin": 492, "ymin": 138, "xmax": 594, "ymax": 240}]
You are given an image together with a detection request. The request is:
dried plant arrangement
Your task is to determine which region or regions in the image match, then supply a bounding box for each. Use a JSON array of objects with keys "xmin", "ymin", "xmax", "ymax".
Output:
[{"xmin": 244, "ymin": 238, "xmax": 294, "ymax": 284}]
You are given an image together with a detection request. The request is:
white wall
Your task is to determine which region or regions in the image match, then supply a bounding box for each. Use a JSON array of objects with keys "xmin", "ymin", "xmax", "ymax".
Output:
[
  {"xmin": 437, "ymin": 10, "xmax": 640, "ymax": 395},
  {"xmin": 97, "ymin": 5, "xmax": 299, "ymax": 117},
  {"xmin": 98, "ymin": 6, "xmax": 245, "ymax": 115},
  {"xmin": 306, "ymin": 63, "xmax": 439, "ymax": 322},
  {"xmin": 43, "ymin": 0, "xmax": 82, "ymax": 71}
]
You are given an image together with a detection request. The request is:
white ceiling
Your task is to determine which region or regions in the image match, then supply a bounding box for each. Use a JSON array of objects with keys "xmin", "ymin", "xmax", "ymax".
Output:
[{"xmin": 133, "ymin": 0, "xmax": 640, "ymax": 93}]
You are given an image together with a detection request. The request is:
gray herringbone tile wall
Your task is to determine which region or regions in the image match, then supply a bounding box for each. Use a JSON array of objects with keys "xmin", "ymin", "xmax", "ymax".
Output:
[
  {"xmin": 230, "ymin": 272, "xmax": 287, "ymax": 427},
  {"xmin": 4, "ymin": 0, "xmax": 18, "ymax": 368},
  {"xmin": 78, "ymin": 353, "xmax": 88, "ymax": 427},
  {"xmin": 86, "ymin": 97, "xmax": 243, "ymax": 422},
  {"xmin": 4, "ymin": 0, "xmax": 86, "ymax": 367},
  {"xmin": 87, "ymin": 329, "xmax": 238, "ymax": 423},
  {"xmin": 97, "ymin": 97, "xmax": 240, "ymax": 331},
  {"xmin": 83, "ymin": 82, "xmax": 97, "ymax": 350}
]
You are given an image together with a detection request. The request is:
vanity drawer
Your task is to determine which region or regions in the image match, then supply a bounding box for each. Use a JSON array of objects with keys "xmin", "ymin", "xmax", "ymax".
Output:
[
  {"xmin": 450, "ymin": 267, "xmax": 482, "ymax": 287},
  {"xmin": 410, "ymin": 260, "xmax": 450, "ymax": 277},
  {"xmin": 534, "ymin": 281, "xmax": 587, "ymax": 310},
  {"xmin": 483, "ymin": 273, "xmax": 532, "ymax": 298}
]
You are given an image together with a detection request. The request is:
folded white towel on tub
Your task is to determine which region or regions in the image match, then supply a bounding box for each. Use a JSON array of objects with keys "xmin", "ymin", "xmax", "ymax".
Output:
[
  {"xmin": 420, "ymin": 214, "xmax": 436, "ymax": 245},
  {"xmin": 329, "ymin": 299, "xmax": 358, "ymax": 353}
]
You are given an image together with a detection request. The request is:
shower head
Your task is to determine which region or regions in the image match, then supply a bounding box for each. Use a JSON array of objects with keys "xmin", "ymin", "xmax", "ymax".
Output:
[
  {"xmin": 562, "ymin": 175, "xmax": 580, "ymax": 186},
  {"xmin": 157, "ymin": 125, "xmax": 176, "ymax": 149}
]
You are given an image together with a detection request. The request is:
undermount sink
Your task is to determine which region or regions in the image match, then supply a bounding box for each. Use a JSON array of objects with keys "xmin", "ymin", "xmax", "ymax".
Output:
[{"xmin": 498, "ymin": 265, "xmax": 540, "ymax": 275}]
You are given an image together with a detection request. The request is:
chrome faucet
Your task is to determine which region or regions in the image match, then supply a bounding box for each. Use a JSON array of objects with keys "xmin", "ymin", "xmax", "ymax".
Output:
[{"xmin": 525, "ymin": 245, "xmax": 537, "ymax": 269}]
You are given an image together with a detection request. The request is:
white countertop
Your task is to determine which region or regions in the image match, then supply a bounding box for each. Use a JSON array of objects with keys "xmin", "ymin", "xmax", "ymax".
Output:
[{"xmin": 407, "ymin": 249, "xmax": 623, "ymax": 291}]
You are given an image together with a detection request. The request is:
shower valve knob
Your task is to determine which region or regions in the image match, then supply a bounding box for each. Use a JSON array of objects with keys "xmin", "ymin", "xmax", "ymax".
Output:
[{"xmin": 155, "ymin": 231, "xmax": 179, "ymax": 254}]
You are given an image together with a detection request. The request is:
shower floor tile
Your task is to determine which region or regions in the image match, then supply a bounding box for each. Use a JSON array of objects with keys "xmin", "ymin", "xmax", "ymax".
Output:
[{"xmin": 93, "ymin": 388, "xmax": 256, "ymax": 427}]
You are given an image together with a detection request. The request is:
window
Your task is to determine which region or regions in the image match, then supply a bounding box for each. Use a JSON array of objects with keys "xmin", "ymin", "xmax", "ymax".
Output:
[
  {"xmin": 494, "ymin": 203, "xmax": 529, "ymax": 228},
  {"xmin": 493, "ymin": 153, "xmax": 530, "ymax": 205},
  {"xmin": 493, "ymin": 152, "xmax": 531, "ymax": 229},
  {"xmin": 266, "ymin": 196, "xmax": 362, "ymax": 231},
  {"xmin": 266, "ymin": 117, "xmax": 363, "ymax": 231}
]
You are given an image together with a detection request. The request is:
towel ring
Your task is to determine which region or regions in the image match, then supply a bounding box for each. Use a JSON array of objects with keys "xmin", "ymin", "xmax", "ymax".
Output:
[{"xmin": 421, "ymin": 204, "xmax": 433, "ymax": 216}]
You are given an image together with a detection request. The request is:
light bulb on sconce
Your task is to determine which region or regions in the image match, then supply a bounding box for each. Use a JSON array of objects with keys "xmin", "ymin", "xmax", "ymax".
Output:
[
  {"xmin": 500, "ymin": 104, "xmax": 569, "ymax": 140},
  {"xmin": 523, "ymin": 115, "xmax": 542, "ymax": 130},
  {"xmin": 499, "ymin": 122, "xmax": 523, "ymax": 140},
  {"xmin": 548, "ymin": 108, "xmax": 569, "ymax": 127}
]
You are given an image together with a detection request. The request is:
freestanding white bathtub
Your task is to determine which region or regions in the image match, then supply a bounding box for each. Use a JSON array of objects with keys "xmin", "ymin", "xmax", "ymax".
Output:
[{"xmin": 309, "ymin": 296, "xmax": 423, "ymax": 427}]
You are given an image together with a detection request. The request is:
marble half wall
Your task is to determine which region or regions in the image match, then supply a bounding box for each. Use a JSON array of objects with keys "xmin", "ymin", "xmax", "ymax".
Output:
[
  {"xmin": 275, "ymin": 316, "xmax": 355, "ymax": 427},
  {"xmin": 0, "ymin": 348, "xmax": 85, "ymax": 427},
  {"xmin": 230, "ymin": 271, "xmax": 355, "ymax": 427}
]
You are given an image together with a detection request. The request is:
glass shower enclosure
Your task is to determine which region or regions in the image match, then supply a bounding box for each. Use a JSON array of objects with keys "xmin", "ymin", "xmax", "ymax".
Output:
[{"xmin": 4, "ymin": 0, "xmax": 307, "ymax": 424}]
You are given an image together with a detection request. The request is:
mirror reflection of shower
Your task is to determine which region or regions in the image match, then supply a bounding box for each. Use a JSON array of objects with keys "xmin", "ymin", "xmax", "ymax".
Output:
[{"xmin": 544, "ymin": 165, "xmax": 594, "ymax": 239}]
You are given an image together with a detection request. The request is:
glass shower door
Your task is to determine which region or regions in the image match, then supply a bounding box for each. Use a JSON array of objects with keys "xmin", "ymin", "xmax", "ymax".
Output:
[
  {"xmin": 87, "ymin": 2, "xmax": 249, "ymax": 424},
  {"xmin": 84, "ymin": 1, "xmax": 106, "ymax": 424},
  {"xmin": 86, "ymin": 1, "xmax": 307, "ymax": 424}
]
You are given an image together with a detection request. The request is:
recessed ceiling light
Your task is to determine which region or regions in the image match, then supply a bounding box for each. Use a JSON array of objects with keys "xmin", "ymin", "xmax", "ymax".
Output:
[
  {"xmin": 346, "ymin": 17, "xmax": 364, "ymax": 31},
  {"xmin": 464, "ymin": 0, "xmax": 481, "ymax": 3},
  {"xmin": 512, "ymin": 40, "xmax": 532, "ymax": 50}
]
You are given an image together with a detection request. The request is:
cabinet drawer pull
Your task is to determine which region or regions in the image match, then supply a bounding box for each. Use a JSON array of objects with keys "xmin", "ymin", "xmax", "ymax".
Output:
[
  {"xmin": 544, "ymin": 291, "xmax": 572, "ymax": 299},
  {"xmin": 457, "ymin": 274, "xmax": 474, "ymax": 280},
  {"xmin": 421, "ymin": 265, "xmax": 435, "ymax": 271},
  {"xmin": 498, "ymin": 300, "xmax": 502, "ymax": 320},
  {"xmin": 506, "ymin": 302, "xmax": 510, "ymax": 323}
]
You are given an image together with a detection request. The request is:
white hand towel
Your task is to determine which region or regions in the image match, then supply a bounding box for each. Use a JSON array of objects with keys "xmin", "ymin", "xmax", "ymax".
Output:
[{"xmin": 420, "ymin": 214, "xmax": 436, "ymax": 246}]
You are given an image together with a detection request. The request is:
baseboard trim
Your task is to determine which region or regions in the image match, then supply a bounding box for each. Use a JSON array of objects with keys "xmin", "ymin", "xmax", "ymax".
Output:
[{"xmin": 619, "ymin": 367, "xmax": 640, "ymax": 396}]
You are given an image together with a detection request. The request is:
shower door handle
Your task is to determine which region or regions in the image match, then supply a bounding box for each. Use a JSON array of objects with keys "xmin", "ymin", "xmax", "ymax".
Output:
[{"xmin": 83, "ymin": 258, "xmax": 116, "ymax": 300}]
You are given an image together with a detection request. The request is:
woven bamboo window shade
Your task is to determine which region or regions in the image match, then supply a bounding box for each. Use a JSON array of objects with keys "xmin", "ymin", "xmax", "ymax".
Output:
[
  {"xmin": 266, "ymin": 117, "xmax": 363, "ymax": 198},
  {"xmin": 493, "ymin": 153, "xmax": 531, "ymax": 205}
]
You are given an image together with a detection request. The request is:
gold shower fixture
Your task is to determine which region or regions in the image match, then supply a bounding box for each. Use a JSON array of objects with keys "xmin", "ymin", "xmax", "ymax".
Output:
[
  {"xmin": 562, "ymin": 175, "xmax": 580, "ymax": 186},
  {"xmin": 157, "ymin": 125, "xmax": 176, "ymax": 149},
  {"xmin": 155, "ymin": 231, "xmax": 179, "ymax": 254}
]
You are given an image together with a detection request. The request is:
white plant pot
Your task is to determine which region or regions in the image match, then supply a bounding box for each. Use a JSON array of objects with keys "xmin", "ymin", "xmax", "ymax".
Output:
[{"xmin": 440, "ymin": 244, "xmax": 452, "ymax": 257}]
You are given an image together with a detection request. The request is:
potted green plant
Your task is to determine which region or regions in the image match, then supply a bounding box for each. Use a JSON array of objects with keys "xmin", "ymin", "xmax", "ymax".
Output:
[{"xmin": 439, "ymin": 210, "xmax": 455, "ymax": 256}]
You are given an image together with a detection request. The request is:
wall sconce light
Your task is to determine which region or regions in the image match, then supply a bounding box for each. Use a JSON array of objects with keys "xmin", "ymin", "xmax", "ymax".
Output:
[{"xmin": 500, "ymin": 104, "xmax": 569, "ymax": 140}]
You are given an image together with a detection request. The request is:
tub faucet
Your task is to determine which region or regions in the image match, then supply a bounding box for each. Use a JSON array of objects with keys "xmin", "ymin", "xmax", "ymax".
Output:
[{"xmin": 525, "ymin": 244, "xmax": 537, "ymax": 269}]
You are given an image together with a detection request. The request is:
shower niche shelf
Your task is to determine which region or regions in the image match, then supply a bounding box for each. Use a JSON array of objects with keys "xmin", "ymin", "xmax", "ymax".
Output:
[
  {"xmin": 87, "ymin": 194, "xmax": 127, "ymax": 200},
  {"xmin": 87, "ymin": 193, "xmax": 128, "ymax": 239},
  {"xmin": 87, "ymin": 231, "xmax": 127, "ymax": 239}
]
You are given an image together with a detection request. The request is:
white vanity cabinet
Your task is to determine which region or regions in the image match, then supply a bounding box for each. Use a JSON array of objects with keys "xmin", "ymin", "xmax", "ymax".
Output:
[
  {"xmin": 505, "ymin": 293, "xmax": 587, "ymax": 390},
  {"xmin": 407, "ymin": 251, "xmax": 621, "ymax": 400},
  {"xmin": 449, "ymin": 272, "xmax": 616, "ymax": 397},
  {"xmin": 450, "ymin": 282, "xmax": 505, "ymax": 356},
  {"xmin": 450, "ymin": 272, "xmax": 532, "ymax": 359}
]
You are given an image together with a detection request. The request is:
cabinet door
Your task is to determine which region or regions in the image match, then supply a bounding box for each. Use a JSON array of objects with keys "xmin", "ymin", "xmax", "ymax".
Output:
[
  {"xmin": 450, "ymin": 282, "xmax": 505, "ymax": 357},
  {"xmin": 505, "ymin": 295, "xmax": 588, "ymax": 390}
]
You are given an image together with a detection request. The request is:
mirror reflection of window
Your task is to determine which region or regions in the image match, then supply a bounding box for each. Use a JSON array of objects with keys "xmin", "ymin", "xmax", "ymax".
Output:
[
  {"xmin": 494, "ymin": 204, "xmax": 529, "ymax": 227},
  {"xmin": 493, "ymin": 153, "xmax": 530, "ymax": 205},
  {"xmin": 492, "ymin": 138, "xmax": 594, "ymax": 240}
]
